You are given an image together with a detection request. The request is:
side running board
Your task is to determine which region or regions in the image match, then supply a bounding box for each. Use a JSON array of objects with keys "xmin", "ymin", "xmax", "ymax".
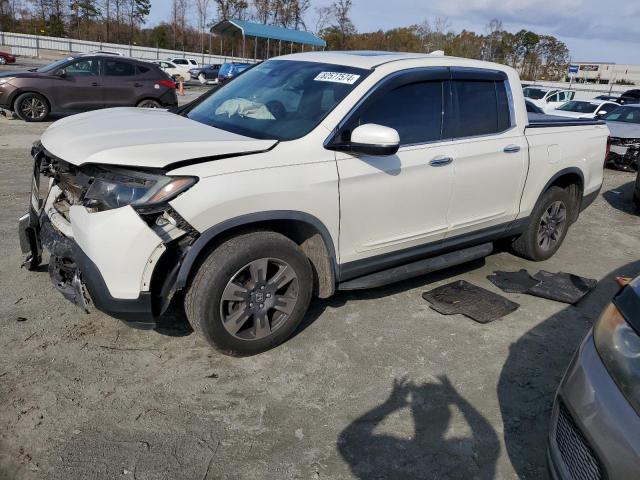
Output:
[{"xmin": 338, "ymin": 243, "xmax": 493, "ymax": 290}]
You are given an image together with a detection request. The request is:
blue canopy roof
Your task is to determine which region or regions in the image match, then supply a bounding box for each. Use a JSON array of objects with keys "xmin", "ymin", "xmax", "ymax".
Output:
[{"xmin": 211, "ymin": 19, "xmax": 326, "ymax": 48}]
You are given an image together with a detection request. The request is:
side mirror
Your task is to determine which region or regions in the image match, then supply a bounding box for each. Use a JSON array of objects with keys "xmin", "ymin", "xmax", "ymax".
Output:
[
  {"xmin": 346, "ymin": 124, "xmax": 400, "ymax": 156},
  {"xmin": 54, "ymin": 69, "xmax": 66, "ymax": 77},
  {"xmin": 596, "ymin": 111, "xmax": 607, "ymax": 116}
]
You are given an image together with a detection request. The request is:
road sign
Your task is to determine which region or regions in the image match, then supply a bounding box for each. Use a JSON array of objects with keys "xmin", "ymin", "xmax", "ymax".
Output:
[{"xmin": 568, "ymin": 65, "xmax": 579, "ymax": 75}]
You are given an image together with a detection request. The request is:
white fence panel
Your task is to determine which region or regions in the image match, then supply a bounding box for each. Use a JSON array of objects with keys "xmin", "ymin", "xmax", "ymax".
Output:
[{"xmin": 0, "ymin": 31, "xmax": 253, "ymax": 64}]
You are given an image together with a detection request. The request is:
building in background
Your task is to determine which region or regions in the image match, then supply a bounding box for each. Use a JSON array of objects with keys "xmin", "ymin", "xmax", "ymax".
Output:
[{"xmin": 569, "ymin": 62, "xmax": 640, "ymax": 85}]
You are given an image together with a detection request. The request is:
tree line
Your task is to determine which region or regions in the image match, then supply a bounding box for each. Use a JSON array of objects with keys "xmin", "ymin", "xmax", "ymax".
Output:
[{"xmin": 0, "ymin": 0, "xmax": 570, "ymax": 80}]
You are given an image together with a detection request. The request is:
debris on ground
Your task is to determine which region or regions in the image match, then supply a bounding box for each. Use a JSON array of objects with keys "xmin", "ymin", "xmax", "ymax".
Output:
[{"xmin": 422, "ymin": 280, "xmax": 519, "ymax": 324}]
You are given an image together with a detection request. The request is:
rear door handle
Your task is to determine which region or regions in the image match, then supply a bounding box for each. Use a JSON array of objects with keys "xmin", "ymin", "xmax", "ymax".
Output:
[
  {"xmin": 429, "ymin": 156, "xmax": 453, "ymax": 167},
  {"xmin": 91, "ymin": 82, "xmax": 99, "ymax": 87},
  {"xmin": 134, "ymin": 83, "xmax": 143, "ymax": 87},
  {"xmin": 504, "ymin": 144, "xmax": 521, "ymax": 153}
]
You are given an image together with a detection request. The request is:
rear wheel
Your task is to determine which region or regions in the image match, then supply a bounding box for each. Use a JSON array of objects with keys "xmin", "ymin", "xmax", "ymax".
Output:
[
  {"xmin": 512, "ymin": 186, "xmax": 574, "ymax": 261},
  {"xmin": 15, "ymin": 92, "xmax": 49, "ymax": 122},
  {"xmin": 136, "ymin": 99, "xmax": 162, "ymax": 108},
  {"xmin": 185, "ymin": 231, "xmax": 313, "ymax": 356},
  {"xmin": 0, "ymin": 57, "xmax": 6, "ymax": 65}
]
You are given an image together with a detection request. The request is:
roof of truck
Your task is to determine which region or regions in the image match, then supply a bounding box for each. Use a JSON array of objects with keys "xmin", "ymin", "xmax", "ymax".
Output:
[{"xmin": 275, "ymin": 50, "xmax": 506, "ymax": 71}]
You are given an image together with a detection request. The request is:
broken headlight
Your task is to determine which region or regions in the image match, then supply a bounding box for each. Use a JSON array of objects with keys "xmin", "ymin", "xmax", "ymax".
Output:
[{"xmin": 83, "ymin": 167, "xmax": 197, "ymax": 211}]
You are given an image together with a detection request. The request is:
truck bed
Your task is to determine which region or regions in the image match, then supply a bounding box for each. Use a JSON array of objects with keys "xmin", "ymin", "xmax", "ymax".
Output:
[{"xmin": 527, "ymin": 113, "xmax": 606, "ymax": 128}]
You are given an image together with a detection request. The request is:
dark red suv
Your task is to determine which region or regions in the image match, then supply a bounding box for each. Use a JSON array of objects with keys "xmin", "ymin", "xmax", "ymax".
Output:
[{"xmin": 0, "ymin": 54, "xmax": 177, "ymax": 121}]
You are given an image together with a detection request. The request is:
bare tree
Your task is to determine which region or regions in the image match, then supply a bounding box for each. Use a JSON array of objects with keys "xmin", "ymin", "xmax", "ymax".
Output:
[{"xmin": 194, "ymin": 0, "xmax": 212, "ymax": 53}]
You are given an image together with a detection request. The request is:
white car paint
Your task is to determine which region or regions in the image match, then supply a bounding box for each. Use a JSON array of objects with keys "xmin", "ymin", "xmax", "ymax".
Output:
[
  {"xmin": 550, "ymin": 100, "xmax": 620, "ymax": 119},
  {"xmin": 525, "ymin": 87, "xmax": 577, "ymax": 113},
  {"xmin": 153, "ymin": 60, "xmax": 191, "ymax": 81},
  {"xmin": 35, "ymin": 51, "xmax": 609, "ymax": 302},
  {"xmin": 40, "ymin": 108, "xmax": 276, "ymax": 168}
]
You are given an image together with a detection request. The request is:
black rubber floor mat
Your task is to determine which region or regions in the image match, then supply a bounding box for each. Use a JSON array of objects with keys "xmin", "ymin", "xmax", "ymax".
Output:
[
  {"xmin": 422, "ymin": 280, "xmax": 519, "ymax": 324},
  {"xmin": 527, "ymin": 271, "xmax": 598, "ymax": 304},
  {"xmin": 487, "ymin": 269, "xmax": 540, "ymax": 293}
]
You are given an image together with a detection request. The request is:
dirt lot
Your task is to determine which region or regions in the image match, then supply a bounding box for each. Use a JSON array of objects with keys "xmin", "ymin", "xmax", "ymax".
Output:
[{"xmin": 1, "ymin": 85, "xmax": 640, "ymax": 479}]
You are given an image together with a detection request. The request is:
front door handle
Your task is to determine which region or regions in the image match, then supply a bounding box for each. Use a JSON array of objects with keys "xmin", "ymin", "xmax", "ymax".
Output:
[
  {"xmin": 91, "ymin": 82, "xmax": 100, "ymax": 87},
  {"xmin": 134, "ymin": 83, "xmax": 143, "ymax": 87},
  {"xmin": 429, "ymin": 156, "xmax": 453, "ymax": 167},
  {"xmin": 504, "ymin": 144, "xmax": 521, "ymax": 153}
]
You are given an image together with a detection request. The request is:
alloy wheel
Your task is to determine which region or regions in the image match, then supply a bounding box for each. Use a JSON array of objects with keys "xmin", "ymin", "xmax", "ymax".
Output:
[
  {"xmin": 0, "ymin": 57, "xmax": 6, "ymax": 65},
  {"xmin": 537, "ymin": 200, "xmax": 567, "ymax": 251},
  {"xmin": 20, "ymin": 97, "xmax": 46, "ymax": 120},
  {"xmin": 220, "ymin": 257, "xmax": 299, "ymax": 341}
]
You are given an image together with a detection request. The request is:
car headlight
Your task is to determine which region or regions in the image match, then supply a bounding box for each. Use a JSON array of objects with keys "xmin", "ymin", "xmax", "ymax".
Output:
[
  {"xmin": 0, "ymin": 77, "xmax": 16, "ymax": 86},
  {"xmin": 83, "ymin": 166, "xmax": 197, "ymax": 211},
  {"xmin": 593, "ymin": 302, "xmax": 640, "ymax": 415}
]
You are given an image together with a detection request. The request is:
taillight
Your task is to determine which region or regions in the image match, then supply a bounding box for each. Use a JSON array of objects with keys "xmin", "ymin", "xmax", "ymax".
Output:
[
  {"xmin": 156, "ymin": 79, "xmax": 176, "ymax": 89},
  {"xmin": 605, "ymin": 136, "xmax": 611, "ymax": 164}
]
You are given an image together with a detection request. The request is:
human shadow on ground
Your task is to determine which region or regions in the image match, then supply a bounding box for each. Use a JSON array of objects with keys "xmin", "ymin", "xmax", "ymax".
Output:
[
  {"xmin": 498, "ymin": 260, "xmax": 640, "ymax": 479},
  {"xmin": 338, "ymin": 375, "xmax": 499, "ymax": 480}
]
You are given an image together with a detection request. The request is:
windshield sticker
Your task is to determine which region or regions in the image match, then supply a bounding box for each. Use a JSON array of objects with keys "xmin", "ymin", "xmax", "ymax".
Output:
[{"xmin": 314, "ymin": 72, "xmax": 361, "ymax": 84}]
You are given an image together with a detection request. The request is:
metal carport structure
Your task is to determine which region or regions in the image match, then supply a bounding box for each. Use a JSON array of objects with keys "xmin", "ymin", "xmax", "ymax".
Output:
[{"xmin": 210, "ymin": 19, "xmax": 326, "ymax": 61}]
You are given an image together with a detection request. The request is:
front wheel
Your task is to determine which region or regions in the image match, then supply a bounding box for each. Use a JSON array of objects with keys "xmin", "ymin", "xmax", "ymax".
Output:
[
  {"xmin": 14, "ymin": 92, "xmax": 49, "ymax": 122},
  {"xmin": 198, "ymin": 73, "xmax": 207, "ymax": 84},
  {"xmin": 185, "ymin": 231, "xmax": 313, "ymax": 356},
  {"xmin": 0, "ymin": 57, "xmax": 6, "ymax": 65},
  {"xmin": 511, "ymin": 186, "xmax": 574, "ymax": 261}
]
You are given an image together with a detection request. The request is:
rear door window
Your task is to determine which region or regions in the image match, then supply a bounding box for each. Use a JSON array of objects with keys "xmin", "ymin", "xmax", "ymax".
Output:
[
  {"xmin": 104, "ymin": 60, "xmax": 135, "ymax": 76},
  {"xmin": 351, "ymin": 81, "xmax": 444, "ymax": 145},
  {"xmin": 444, "ymin": 80, "xmax": 511, "ymax": 138}
]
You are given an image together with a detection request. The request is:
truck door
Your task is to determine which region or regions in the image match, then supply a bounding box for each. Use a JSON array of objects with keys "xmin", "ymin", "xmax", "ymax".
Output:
[
  {"xmin": 335, "ymin": 69, "xmax": 455, "ymax": 266},
  {"xmin": 443, "ymin": 69, "xmax": 528, "ymax": 238}
]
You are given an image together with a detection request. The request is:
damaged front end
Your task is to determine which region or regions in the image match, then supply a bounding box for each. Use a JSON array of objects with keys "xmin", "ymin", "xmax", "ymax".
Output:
[
  {"xmin": 607, "ymin": 137, "xmax": 640, "ymax": 171},
  {"xmin": 18, "ymin": 142, "xmax": 200, "ymax": 328}
]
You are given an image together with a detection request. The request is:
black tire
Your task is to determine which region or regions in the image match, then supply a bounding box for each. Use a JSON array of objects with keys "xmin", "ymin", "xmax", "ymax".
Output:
[
  {"xmin": 14, "ymin": 92, "xmax": 50, "ymax": 122},
  {"xmin": 136, "ymin": 99, "xmax": 162, "ymax": 108},
  {"xmin": 185, "ymin": 231, "xmax": 313, "ymax": 356},
  {"xmin": 512, "ymin": 186, "xmax": 574, "ymax": 261}
]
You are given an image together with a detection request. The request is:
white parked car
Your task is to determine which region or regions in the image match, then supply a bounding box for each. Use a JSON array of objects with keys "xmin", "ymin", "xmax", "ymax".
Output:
[
  {"xmin": 167, "ymin": 57, "xmax": 199, "ymax": 69},
  {"xmin": 19, "ymin": 52, "xmax": 609, "ymax": 355},
  {"xmin": 153, "ymin": 60, "xmax": 191, "ymax": 82},
  {"xmin": 524, "ymin": 86, "xmax": 576, "ymax": 113},
  {"xmin": 550, "ymin": 99, "xmax": 620, "ymax": 119}
]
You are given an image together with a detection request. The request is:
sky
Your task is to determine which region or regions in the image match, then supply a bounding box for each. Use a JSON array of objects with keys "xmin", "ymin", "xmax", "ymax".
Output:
[{"xmin": 147, "ymin": 0, "xmax": 640, "ymax": 64}]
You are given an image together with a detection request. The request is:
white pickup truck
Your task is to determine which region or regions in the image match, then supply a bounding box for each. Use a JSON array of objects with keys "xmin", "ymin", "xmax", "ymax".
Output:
[{"xmin": 19, "ymin": 52, "xmax": 609, "ymax": 355}]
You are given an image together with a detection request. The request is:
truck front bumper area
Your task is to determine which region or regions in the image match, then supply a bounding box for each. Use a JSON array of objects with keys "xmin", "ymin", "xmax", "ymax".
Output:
[{"xmin": 19, "ymin": 209, "xmax": 157, "ymax": 329}]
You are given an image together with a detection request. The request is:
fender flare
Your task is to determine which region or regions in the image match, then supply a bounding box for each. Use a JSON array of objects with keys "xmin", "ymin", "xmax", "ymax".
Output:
[
  {"xmin": 174, "ymin": 210, "xmax": 338, "ymax": 291},
  {"xmin": 534, "ymin": 167, "xmax": 585, "ymax": 205}
]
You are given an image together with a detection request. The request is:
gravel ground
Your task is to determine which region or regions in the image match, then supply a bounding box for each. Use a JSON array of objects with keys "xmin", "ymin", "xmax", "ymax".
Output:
[{"xmin": 1, "ymin": 70, "xmax": 639, "ymax": 479}]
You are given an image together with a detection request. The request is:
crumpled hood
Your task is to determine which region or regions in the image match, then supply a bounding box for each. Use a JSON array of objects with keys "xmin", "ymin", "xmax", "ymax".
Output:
[
  {"xmin": 606, "ymin": 121, "xmax": 640, "ymax": 139},
  {"xmin": 40, "ymin": 107, "xmax": 277, "ymax": 168}
]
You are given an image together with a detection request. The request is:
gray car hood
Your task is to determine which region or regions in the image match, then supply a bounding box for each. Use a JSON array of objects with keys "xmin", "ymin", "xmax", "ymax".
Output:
[
  {"xmin": 606, "ymin": 121, "xmax": 640, "ymax": 139},
  {"xmin": 40, "ymin": 108, "xmax": 277, "ymax": 168}
]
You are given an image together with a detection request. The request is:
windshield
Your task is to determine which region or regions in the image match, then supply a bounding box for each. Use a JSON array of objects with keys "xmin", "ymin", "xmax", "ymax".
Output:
[
  {"xmin": 522, "ymin": 87, "xmax": 548, "ymax": 100},
  {"xmin": 558, "ymin": 101, "xmax": 598, "ymax": 113},
  {"xmin": 36, "ymin": 57, "xmax": 74, "ymax": 72},
  {"xmin": 603, "ymin": 107, "xmax": 640, "ymax": 124},
  {"xmin": 187, "ymin": 60, "xmax": 369, "ymax": 141}
]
